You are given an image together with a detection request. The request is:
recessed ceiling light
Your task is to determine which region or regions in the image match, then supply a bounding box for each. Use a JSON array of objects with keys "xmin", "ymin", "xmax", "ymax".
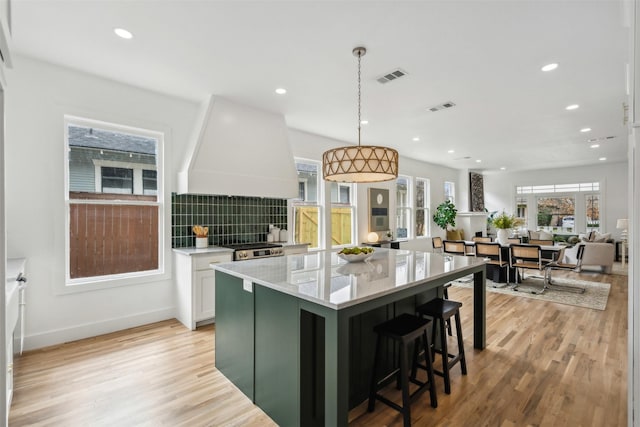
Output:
[
  {"xmin": 275, "ymin": 88, "xmax": 287, "ymax": 95},
  {"xmin": 500, "ymin": 167, "xmax": 506, "ymax": 170},
  {"xmin": 475, "ymin": 159, "xmax": 482, "ymax": 163},
  {"xmin": 360, "ymin": 120, "xmax": 369, "ymax": 125},
  {"xmin": 447, "ymin": 149, "xmax": 455, "ymax": 154},
  {"xmin": 541, "ymin": 63, "xmax": 558, "ymax": 72},
  {"xmin": 590, "ymin": 143, "xmax": 600, "ymax": 148},
  {"xmin": 599, "ymin": 157, "xmax": 607, "ymax": 161},
  {"xmin": 412, "ymin": 137, "xmax": 420, "ymax": 141},
  {"xmin": 565, "ymin": 104, "xmax": 579, "ymax": 110},
  {"xmin": 580, "ymin": 127, "xmax": 592, "ymax": 133},
  {"xmin": 114, "ymin": 28, "xmax": 133, "ymax": 39}
]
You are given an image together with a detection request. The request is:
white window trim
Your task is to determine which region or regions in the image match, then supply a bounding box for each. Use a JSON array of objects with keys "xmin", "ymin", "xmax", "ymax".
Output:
[{"xmin": 63, "ymin": 115, "xmax": 166, "ymax": 292}]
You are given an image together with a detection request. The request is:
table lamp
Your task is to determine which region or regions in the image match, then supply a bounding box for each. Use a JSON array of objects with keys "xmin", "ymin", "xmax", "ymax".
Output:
[
  {"xmin": 616, "ymin": 218, "xmax": 628, "ymax": 242},
  {"xmin": 367, "ymin": 232, "xmax": 379, "ymax": 243}
]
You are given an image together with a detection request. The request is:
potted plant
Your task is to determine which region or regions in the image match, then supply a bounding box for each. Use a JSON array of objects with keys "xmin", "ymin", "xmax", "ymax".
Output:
[
  {"xmin": 433, "ymin": 200, "xmax": 457, "ymax": 231},
  {"xmin": 491, "ymin": 211, "xmax": 522, "ymax": 244}
]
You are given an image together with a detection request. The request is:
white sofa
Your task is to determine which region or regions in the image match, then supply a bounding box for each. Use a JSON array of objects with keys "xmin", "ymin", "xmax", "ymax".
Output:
[{"xmin": 563, "ymin": 242, "xmax": 615, "ymax": 274}]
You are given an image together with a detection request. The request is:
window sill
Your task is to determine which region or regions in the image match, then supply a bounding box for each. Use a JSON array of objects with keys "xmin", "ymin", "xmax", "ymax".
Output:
[{"xmin": 59, "ymin": 269, "xmax": 169, "ymax": 295}]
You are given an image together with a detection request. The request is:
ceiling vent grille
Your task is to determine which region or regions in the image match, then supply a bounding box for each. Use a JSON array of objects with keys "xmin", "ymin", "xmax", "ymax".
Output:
[
  {"xmin": 376, "ymin": 68, "xmax": 408, "ymax": 84},
  {"xmin": 428, "ymin": 101, "xmax": 456, "ymax": 112}
]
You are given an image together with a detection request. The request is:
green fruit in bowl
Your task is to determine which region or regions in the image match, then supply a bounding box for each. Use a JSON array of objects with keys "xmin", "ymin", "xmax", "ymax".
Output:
[{"xmin": 339, "ymin": 247, "xmax": 374, "ymax": 255}]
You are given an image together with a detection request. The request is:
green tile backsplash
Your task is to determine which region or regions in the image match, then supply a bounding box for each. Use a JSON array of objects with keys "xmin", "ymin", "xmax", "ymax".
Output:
[{"xmin": 171, "ymin": 193, "xmax": 288, "ymax": 248}]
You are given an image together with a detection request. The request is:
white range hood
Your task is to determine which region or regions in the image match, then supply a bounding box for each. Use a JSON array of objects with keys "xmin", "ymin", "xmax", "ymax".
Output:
[{"xmin": 178, "ymin": 96, "xmax": 299, "ymax": 199}]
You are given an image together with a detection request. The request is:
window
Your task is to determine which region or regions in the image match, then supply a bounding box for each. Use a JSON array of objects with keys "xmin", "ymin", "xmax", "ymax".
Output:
[
  {"xmin": 444, "ymin": 181, "xmax": 455, "ymax": 204},
  {"xmin": 516, "ymin": 197, "xmax": 528, "ymax": 228},
  {"xmin": 66, "ymin": 117, "xmax": 163, "ymax": 283},
  {"xmin": 292, "ymin": 159, "xmax": 321, "ymax": 249},
  {"xmin": 396, "ymin": 176, "xmax": 411, "ymax": 239},
  {"xmin": 330, "ymin": 182, "xmax": 355, "ymax": 247},
  {"xmin": 415, "ymin": 178, "xmax": 430, "ymax": 238},
  {"xmin": 143, "ymin": 170, "xmax": 157, "ymax": 195},
  {"xmin": 101, "ymin": 167, "xmax": 133, "ymax": 194},
  {"xmin": 536, "ymin": 196, "xmax": 575, "ymax": 232},
  {"xmin": 585, "ymin": 194, "xmax": 600, "ymax": 232},
  {"xmin": 517, "ymin": 182, "xmax": 599, "ymax": 194}
]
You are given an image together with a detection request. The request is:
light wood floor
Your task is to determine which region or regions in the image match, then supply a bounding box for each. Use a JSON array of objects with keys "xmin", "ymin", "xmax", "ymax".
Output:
[{"xmin": 9, "ymin": 269, "xmax": 627, "ymax": 427}]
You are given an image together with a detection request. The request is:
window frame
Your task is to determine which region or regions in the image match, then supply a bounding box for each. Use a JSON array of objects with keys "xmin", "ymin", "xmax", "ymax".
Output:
[
  {"xmin": 64, "ymin": 115, "xmax": 166, "ymax": 291},
  {"xmin": 291, "ymin": 158, "xmax": 323, "ymax": 250},
  {"xmin": 329, "ymin": 181, "xmax": 356, "ymax": 248},
  {"xmin": 396, "ymin": 175, "xmax": 412, "ymax": 240}
]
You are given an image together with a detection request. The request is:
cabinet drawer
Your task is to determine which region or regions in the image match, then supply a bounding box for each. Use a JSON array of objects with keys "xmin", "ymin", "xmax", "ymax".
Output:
[{"xmin": 194, "ymin": 253, "xmax": 232, "ymax": 270}]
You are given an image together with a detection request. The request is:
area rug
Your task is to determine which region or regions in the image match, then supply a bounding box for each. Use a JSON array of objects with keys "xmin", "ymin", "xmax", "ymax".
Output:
[{"xmin": 451, "ymin": 276, "xmax": 610, "ymax": 311}]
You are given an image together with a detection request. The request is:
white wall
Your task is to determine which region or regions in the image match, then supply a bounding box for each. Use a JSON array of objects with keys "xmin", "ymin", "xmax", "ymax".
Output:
[
  {"xmin": 483, "ymin": 162, "xmax": 628, "ymax": 239},
  {"xmin": 5, "ymin": 56, "xmax": 200, "ymax": 350}
]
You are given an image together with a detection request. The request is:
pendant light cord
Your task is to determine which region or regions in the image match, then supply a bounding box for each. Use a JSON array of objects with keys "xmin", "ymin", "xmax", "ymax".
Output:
[{"xmin": 357, "ymin": 49, "xmax": 362, "ymax": 146}]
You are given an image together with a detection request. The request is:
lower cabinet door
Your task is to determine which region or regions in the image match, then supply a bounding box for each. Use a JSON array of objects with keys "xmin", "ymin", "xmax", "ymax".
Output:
[{"xmin": 195, "ymin": 269, "xmax": 216, "ymax": 321}]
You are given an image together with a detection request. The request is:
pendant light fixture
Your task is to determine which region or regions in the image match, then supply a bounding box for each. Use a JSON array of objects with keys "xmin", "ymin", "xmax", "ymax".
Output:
[{"xmin": 322, "ymin": 47, "xmax": 399, "ymax": 183}]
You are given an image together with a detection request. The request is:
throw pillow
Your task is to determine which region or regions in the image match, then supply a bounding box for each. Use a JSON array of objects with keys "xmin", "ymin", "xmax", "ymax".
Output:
[
  {"xmin": 592, "ymin": 232, "xmax": 611, "ymax": 242},
  {"xmin": 529, "ymin": 231, "xmax": 540, "ymax": 240},
  {"xmin": 446, "ymin": 229, "xmax": 462, "ymax": 240},
  {"xmin": 587, "ymin": 230, "xmax": 597, "ymax": 241},
  {"xmin": 539, "ymin": 230, "xmax": 553, "ymax": 240}
]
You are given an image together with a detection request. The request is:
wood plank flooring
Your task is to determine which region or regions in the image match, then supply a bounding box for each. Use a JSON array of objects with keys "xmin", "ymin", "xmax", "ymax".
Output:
[{"xmin": 9, "ymin": 269, "xmax": 627, "ymax": 426}]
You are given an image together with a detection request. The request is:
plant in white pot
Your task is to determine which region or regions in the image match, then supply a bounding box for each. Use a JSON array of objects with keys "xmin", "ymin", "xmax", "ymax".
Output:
[{"xmin": 491, "ymin": 211, "xmax": 522, "ymax": 244}]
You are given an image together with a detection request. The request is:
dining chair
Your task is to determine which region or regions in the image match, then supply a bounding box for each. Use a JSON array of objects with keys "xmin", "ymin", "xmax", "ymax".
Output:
[
  {"xmin": 432, "ymin": 236, "xmax": 444, "ymax": 253},
  {"xmin": 475, "ymin": 242, "xmax": 509, "ymax": 287},
  {"xmin": 443, "ymin": 240, "xmax": 466, "ymax": 255},
  {"xmin": 472, "ymin": 236, "xmax": 492, "ymax": 243},
  {"xmin": 542, "ymin": 245, "xmax": 586, "ymax": 294},
  {"xmin": 505, "ymin": 238, "xmax": 521, "ymax": 244},
  {"xmin": 509, "ymin": 244, "xmax": 551, "ymax": 293}
]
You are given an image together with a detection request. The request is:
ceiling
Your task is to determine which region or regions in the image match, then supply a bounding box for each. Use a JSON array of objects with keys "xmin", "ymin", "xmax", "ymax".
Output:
[{"xmin": 10, "ymin": 0, "xmax": 631, "ymax": 173}]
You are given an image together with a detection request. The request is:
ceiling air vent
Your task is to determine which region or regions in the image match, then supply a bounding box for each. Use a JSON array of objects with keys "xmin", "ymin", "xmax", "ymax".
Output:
[
  {"xmin": 376, "ymin": 68, "xmax": 409, "ymax": 84},
  {"xmin": 428, "ymin": 101, "xmax": 456, "ymax": 112}
]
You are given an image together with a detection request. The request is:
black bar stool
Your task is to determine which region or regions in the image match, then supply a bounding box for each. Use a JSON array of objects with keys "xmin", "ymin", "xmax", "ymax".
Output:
[
  {"xmin": 415, "ymin": 298, "xmax": 467, "ymax": 394},
  {"xmin": 368, "ymin": 313, "xmax": 438, "ymax": 427}
]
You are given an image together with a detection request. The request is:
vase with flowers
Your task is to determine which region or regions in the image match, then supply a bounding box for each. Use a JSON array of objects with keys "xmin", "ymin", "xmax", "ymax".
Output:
[{"xmin": 491, "ymin": 211, "xmax": 523, "ymax": 245}]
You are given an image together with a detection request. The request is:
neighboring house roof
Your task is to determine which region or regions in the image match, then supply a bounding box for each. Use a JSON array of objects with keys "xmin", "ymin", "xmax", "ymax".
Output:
[{"xmin": 68, "ymin": 125, "xmax": 156, "ymax": 155}]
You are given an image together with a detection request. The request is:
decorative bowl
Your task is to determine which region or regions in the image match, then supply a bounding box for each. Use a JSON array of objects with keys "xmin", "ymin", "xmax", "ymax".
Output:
[{"xmin": 337, "ymin": 251, "xmax": 374, "ymax": 263}]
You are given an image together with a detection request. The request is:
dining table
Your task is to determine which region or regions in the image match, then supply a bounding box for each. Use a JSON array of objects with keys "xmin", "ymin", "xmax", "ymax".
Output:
[{"xmin": 460, "ymin": 240, "xmax": 563, "ymax": 282}]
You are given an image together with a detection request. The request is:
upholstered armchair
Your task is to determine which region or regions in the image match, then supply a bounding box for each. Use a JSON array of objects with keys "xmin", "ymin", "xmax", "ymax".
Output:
[{"xmin": 563, "ymin": 242, "xmax": 615, "ymax": 274}]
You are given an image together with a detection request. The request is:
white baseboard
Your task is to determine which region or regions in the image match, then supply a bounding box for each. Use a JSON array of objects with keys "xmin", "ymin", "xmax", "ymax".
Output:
[{"xmin": 22, "ymin": 307, "xmax": 176, "ymax": 351}]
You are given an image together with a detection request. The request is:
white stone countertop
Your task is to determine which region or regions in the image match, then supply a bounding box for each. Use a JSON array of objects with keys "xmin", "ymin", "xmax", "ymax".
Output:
[{"xmin": 211, "ymin": 248, "xmax": 485, "ymax": 310}]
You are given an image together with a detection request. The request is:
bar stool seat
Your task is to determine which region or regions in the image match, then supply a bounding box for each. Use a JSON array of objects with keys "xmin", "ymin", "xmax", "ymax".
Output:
[
  {"xmin": 415, "ymin": 298, "xmax": 467, "ymax": 395},
  {"xmin": 368, "ymin": 313, "xmax": 438, "ymax": 427}
]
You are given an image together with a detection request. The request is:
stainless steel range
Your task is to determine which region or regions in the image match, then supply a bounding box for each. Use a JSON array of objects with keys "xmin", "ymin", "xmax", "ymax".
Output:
[{"xmin": 222, "ymin": 242, "xmax": 284, "ymax": 261}]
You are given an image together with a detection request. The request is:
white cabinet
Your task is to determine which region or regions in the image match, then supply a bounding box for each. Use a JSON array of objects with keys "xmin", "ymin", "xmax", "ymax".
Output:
[
  {"xmin": 174, "ymin": 250, "xmax": 232, "ymax": 330},
  {"xmin": 195, "ymin": 269, "xmax": 216, "ymax": 321}
]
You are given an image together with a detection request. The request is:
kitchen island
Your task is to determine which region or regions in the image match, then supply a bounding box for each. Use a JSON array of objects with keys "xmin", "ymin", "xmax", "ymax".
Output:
[{"xmin": 212, "ymin": 248, "xmax": 486, "ymax": 427}]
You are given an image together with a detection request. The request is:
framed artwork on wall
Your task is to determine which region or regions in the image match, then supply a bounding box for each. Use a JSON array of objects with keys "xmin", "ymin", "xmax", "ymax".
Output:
[
  {"xmin": 368, "ymin": 188, "xmax": 389, "ymax": 231},
  {"xmin": 469, "ymin": 172, "xmax": 485, "ymax": 212}
]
